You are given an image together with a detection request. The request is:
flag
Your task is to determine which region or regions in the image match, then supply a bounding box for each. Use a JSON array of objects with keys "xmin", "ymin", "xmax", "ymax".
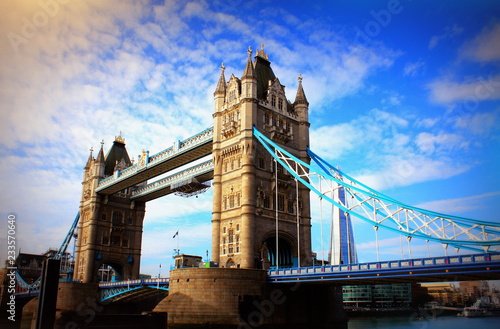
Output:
[{"xmin": 173, "ymin": 231, "xmax": 178, "ymax": 238}]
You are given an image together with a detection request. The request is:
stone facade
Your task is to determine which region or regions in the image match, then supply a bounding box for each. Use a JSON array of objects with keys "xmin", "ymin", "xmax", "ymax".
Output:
[
  {"xmin": 74, "ymin": 135, "xmax": 146, "ymax": 283},
  {"xmin": 154, "ymin": 267, "xmax": 267, "ymax": 325},
  {"xmin": 212, "ymin": 45, "xmax": 312, "ymax": 269}
]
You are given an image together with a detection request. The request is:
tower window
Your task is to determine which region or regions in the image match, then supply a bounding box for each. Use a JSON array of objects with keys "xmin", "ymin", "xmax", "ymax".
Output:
[
  {"xmin": 229, "ymin": 195, "xmax": 235, "ymax": 208},
  {"xmin": 236, "ymin": 224, "xmax": 240, "ymax": 231},
  {"xmin": 277, "ymin": 163, "xmax": 284, "ymax": 174},
  {"xmin": 223, "ymin": 226, "xmax": 227, "ymax": 234},
  {"xmin": 112, "ymin": 211, "xmax": 123, "ymax": 224},
  {"xmin": 263, "ymin": 196, "xmax": 270, "ymax": 209},
  {"xmin": 278, "ymin": 194, "xmax": 285, "ymax": 212},
  {"xmin": 258, "ymin": 157, "xmax": 265, "ymax": 169},
  {"xmin": 236, "ymin": 193, "xmax": 240, "ymax": 207},
  {"xmin": 110, "ymin": 235, "xmax": 120, "ymax": 246}
]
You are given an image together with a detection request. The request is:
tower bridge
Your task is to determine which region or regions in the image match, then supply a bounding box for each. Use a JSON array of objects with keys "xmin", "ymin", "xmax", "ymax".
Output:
[{"xmin": 11, "ymin": 44, "xmax": 500, "ymax": 328}]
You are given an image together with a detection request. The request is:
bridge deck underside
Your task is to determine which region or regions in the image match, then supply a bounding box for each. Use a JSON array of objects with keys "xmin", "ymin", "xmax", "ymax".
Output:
[
  {"xmin": 103, "ymin": 286, "xmax": 169, "ymax": 303},
  {"xmin": 131, "ymin": 170, "xmax": 214, "ymax": 202},
  {"xmin": 96, "ymin": 141, "xmax": 213, "ymax": 195},
  {"xmin": 269, "ymin": 261, "xmax": 500, "ymax": 285}
]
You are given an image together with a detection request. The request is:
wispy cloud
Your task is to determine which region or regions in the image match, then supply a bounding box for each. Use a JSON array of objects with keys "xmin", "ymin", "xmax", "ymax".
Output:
[
  {"xmin": 460, "ymin": 23, "xmax": 500, "ymax": 63},
  {"xmin": 429, "ymin": 24, "xmax": 464, "ymax": 50},
  {"xmin": 427, "ymin": 74, "xmax": 500, "ymax": 104},
  {"xmin": 415, "ymin": 191, "xmax": 500, "ymax": 215},
  {"xmin": 403, "ymin": 60, "xmax": 425, "ymax": 77}
]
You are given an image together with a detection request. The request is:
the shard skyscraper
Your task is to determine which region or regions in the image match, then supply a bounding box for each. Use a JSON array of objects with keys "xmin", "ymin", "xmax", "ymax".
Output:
[{"xmin": 329, "ymin": 172, "xmax": 358, "ymax": 265}]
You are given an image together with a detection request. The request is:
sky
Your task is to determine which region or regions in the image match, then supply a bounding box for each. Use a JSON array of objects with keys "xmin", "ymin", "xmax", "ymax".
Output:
[{"xmin": 0, "ymin": 0, "xmax": 499, "ymax": 276}]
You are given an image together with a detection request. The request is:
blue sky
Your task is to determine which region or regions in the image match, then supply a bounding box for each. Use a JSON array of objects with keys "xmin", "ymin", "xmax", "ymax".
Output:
[{"xmin": 0, "ymin": 0, "xmax": 499, "ymax": 276}]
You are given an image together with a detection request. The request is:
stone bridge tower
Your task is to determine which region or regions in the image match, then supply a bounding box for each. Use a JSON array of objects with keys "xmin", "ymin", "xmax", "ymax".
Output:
[
  {"xmin": 74, "ymin": 134, "xmax": 146, "ymax": 283},
  {"xmin": 212, "ymin": 45, "xmax": 312, "ymax": 269}
]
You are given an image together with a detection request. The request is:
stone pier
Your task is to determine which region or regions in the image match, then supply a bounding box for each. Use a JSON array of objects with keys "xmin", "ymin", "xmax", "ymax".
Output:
[{"xmin": 153, "ymin": 267, "xmax": 347, "ymax": 328}]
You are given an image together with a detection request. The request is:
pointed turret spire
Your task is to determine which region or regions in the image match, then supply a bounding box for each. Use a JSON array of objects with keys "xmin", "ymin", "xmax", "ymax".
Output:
[
  {"xmin": 294, "ymin": 74, "xmax": 309, "ymax": 106},
  {"xmin": 96, "ymin": 140, "xmax": 105, "ymax": 164},
  {"xmin": 85, "ymin": 147, "xmax": 94, "ymax": 169},
  {"xmin": 214, "ymin": 63, "xmax": 227, "ymax": 96},
  {"xmin": 242, "ymin": 46, "xmax": 256, "ymax": 79}
]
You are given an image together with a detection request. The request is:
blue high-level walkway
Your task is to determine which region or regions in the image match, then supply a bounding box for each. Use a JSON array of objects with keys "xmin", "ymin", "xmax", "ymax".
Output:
[{"xmin": 96, "ymin": 127, "xmax": 213, "ymax": 195}]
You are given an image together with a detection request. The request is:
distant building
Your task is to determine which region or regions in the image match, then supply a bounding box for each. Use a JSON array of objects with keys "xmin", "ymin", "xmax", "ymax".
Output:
[
  {"xmin": 342, "ymin": 283, "xmax": 427, "ymax": 308},
  {"xmin": 329, "ymin": 182, "xmax": 357, "ymax": 265},
  {"xmin": 421, "ymin": 282, "xmax": 463, "ymax": 306},
  {"xmin": 460, "ymin": 281, "xmax": 480, "ymax": 305},
  {"xmin": 173, "ymin": 254, "xmax": 203, "ymax": 269}
]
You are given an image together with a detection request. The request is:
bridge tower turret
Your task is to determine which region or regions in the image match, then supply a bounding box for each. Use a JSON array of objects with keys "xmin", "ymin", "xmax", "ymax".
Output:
[
  {"xmin": 74, "ymin": 134, "xmax": 146, "ymax": 283},
  {"xmin": 212, "ymin": 44, "xmax": 312, "ymax": 269}
]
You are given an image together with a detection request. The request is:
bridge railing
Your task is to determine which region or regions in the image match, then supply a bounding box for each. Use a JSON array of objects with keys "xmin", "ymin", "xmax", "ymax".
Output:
[
  {"xmin": 267, "ymin": 253, "xmax": 500, "ymax": 277},
  {"xmin": 98, "ymin": 277, "xmax": 170, "ymax": 288}
]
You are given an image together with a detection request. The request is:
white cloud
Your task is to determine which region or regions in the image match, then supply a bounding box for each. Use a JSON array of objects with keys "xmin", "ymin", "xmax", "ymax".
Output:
[
  {"xmin": 403, "ymin": 60, "xmax": 425, "ymax": 77},
  {"xmin": 311, "ymin": 108, "xmax": 409, "ymax": 160},
  {"xmin": 381, "ymin": 92, "xmax": 403, "ymax": 106},
  {"xmin": 460, "ymin": 23, "xmax": 500, "ymax": 63},
  {"xmin": 415, "ymin": 132, "xmax": 467, "ymax": 154},
  {"xmin": 427, "ymin": 74, "xmax": 500, "ymax": 104},
  {"xmin": 415, "ymin": 191, "xmax": 500, "ymax": 215},
  {"xmin": 454, "ymin": 110, "xmax": 500, "ymax": 136},
  {"xmin": 428, "ymin": 24, "xmax": 464, "ymax": 50},
  {"xmin": 415, "ymin": 117, "xmax": 440, "ymax": 129},
  {"xmin": 354, "ymin": 155, "xmax": 470, "ymax": 192}
]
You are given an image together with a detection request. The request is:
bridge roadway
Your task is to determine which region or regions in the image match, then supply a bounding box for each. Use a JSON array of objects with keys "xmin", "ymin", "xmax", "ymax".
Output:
[
  {"xmin": 96, "ymin": 127, "xmax": 213, "ymax": 195},
  {"xmin": 267, "ymin": 253, "xmax": 500, "ymax": 284},
  {"xmin": 14, "ymin": 253, "xmax": 500, "ymax": 303}
]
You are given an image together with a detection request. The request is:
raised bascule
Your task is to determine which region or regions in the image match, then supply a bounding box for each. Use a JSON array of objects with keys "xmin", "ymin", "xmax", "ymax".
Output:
[{"xmin": 10, "ymin": 45, "xmax": 500, "ymax": 328}]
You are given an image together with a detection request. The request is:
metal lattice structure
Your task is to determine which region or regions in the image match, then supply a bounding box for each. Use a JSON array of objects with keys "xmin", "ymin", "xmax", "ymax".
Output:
[{"xmin": 254, "ymin": 127, "xmax": 500, "ymax": 255}]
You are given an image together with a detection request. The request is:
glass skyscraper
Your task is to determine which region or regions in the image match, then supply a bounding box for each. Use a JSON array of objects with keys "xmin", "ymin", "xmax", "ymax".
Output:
[{"xmin": 329, "ymin": 174, "xmax": 357, "ymax": 265}]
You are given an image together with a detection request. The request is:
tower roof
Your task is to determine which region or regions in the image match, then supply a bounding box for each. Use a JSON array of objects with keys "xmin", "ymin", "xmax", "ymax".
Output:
[
  {"xmin": 96, "ymin": 141, "xmax": 105, "ymax": 164},
  {"xmin": 294, "ymin": 74, "xmax": 309, "ymax": 106},
  {"xmin": 84, "ymin": 147, "xmax": 94, "ymax": 169},
  {"xmin": 104, "ymin": 135, "xmax": 131, "ymax": 176},
  {"xmin": 254, "ymin": 47, "xmax": 277, "ymax": 100},
  {"xmin": 214, "ymin": 63, "xmax": 227, "ymax": 96},
  {"xmin": 242, "ymin": 47, "xmax": 256, "ymax": 80}
]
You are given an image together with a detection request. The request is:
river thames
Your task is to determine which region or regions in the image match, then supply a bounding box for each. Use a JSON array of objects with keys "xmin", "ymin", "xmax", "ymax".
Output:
[{"xmin": 348, "ymin": 315, "xmax": 500, "ymax": 329}]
